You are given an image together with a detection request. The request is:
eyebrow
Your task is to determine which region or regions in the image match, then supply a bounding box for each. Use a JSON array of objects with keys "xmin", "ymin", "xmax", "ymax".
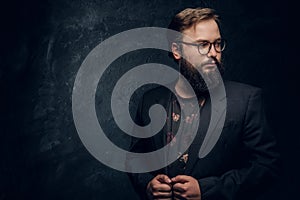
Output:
[{"xmin": 194, "ymin": 38, "xmax": 222, "ymax": 43}]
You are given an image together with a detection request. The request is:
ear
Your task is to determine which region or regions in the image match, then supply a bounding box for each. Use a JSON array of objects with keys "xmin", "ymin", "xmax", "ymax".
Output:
[{"xmin": 171, "ymin": 42, "xmax": 182, "ymax": 60}]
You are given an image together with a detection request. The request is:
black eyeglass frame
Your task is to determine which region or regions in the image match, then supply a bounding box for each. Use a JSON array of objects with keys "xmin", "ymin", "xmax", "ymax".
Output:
[{"xmin": 176, "ymin": 39, "xmax": 226, "ymax": 55}]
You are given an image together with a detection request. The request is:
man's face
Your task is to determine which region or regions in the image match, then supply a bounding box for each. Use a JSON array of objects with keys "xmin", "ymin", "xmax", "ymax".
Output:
[{"xmin": 173, "ymin": 19, "xmax": 223, "ymax": 94}]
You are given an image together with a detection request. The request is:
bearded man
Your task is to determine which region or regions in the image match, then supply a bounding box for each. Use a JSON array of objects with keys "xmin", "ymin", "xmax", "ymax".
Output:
[{"xmin": 128, "ymin": 7, "xmax": 280, "ymax": 200}]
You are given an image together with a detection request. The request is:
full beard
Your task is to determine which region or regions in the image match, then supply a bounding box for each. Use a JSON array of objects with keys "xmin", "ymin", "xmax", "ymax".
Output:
[{"xmin": 179, "ymin": 57, "xmax": 224, "ymax": 97}]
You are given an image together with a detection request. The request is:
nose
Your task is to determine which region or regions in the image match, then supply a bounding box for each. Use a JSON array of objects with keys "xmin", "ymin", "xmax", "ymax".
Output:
[{"xmin": 207, "ymin": 44, "xmax": 217, "ymax": 58}]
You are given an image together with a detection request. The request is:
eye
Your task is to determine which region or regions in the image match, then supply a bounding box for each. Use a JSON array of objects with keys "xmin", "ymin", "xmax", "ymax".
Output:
[
  {"xmin": 214, "ymin": 40, "xmax": 222, "ymax": 47},
  {"xmin": 199, "ymin": 42, "xmax": 210, "ymax": 48}
]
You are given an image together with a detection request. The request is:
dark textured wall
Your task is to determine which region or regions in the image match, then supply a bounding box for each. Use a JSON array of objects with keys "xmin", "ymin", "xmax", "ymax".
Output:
[{"xmin": 0, "ymin": 0, "xmax": 298, "ymax": 199}]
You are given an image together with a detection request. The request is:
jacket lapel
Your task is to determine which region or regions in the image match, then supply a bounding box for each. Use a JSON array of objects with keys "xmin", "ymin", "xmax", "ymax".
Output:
[
  {"xmin": 184, "ymin": 85, "xmax": 227, "ymax": 175},
  {"xmin": 184, "ymin": 97, "xmax": 211, "ymax": 175}
]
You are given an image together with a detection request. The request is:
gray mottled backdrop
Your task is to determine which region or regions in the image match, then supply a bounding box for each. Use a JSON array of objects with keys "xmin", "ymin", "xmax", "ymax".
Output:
[{"xmin": 0, "ymin": 0, "xmax": 298, "ymax": 199}]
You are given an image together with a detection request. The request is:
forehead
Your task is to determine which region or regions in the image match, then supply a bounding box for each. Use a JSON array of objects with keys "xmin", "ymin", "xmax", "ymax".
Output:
[{"xmin": 182, "ymin": 19, "xmax": 221, "ymax": 42}]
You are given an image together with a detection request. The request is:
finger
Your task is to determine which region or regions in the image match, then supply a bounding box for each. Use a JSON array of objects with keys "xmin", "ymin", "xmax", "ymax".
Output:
[
  {"xmin": 152, "ymin": 191, "xmax": 172, "ymax": 199},
  {"xmin": 152, "ymin": 183, "xmax": 172, "ymax": 192},
  {"xmin": 173, "ymin": 183, "xmax": 187, "ymax": 193},
  {"xmin": 157, "ymin": 174, "xmax": 172, "ymax": 184},
  {"xmin": 171, "ymin": 175, "xmax": 190, "ymax": 183}
]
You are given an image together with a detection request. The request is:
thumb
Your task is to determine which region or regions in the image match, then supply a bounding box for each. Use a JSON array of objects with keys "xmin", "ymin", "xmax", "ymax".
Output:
[
  {"xmin": 171, "ymin": 175, "xmax": 189, "ymax": 183},
  {"xmin": 157, "ymin": 174, "xmax": 172, "ymax": 184}
]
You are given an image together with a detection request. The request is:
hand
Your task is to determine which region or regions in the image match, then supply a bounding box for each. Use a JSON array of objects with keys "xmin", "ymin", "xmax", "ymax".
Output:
[
  {"xmin": 146, "ymin": 174, "xmax": 173, "ymax": 200},
  {"xmin": 171, "ymin": 175, "xmax": 201, "ymax": 200}
]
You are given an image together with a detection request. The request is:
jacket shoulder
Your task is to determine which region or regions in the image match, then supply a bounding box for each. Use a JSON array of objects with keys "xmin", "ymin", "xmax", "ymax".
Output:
[{"xmin": 224, "ymin": 80, "xmax": 262, "ymax": 99}]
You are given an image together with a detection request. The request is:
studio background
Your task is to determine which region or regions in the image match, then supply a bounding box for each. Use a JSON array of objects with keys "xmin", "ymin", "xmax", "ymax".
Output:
[{"xmin": 0, "ymin": 0, "xmax": 298, "ymax": 199}]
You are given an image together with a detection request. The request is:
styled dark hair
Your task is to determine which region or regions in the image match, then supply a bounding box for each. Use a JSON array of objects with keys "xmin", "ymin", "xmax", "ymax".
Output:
[
  {"xmin": 167, "ymin": 7, "xmax": 221, "ymax": 59},
  {"xmin": 168, "ymin": 7, "xmax": 220, "ymax": 33}
]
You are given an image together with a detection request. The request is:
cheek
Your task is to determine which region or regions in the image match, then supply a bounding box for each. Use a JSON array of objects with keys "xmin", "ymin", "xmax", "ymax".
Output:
[
  {"xmin": 182, "ymin": 47, "xmax": 199, "ymax": 61},
  {"xmin": 183, "ymin": 50, "xmax": 204, "ymax": 65},
  {"xmin": 191, "ymin": 55, "xmax": 206, "ymax": 67},
  {"xmin": 217, "ymin": 54, "xmax": 222, "ymax": 63}
]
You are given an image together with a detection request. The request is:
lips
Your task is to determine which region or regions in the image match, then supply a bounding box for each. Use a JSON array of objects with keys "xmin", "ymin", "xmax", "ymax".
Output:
[
  {"xmin": 202, "ymin": 63, "xmax": 217, "ymax": 71},
  {"xmin": 203, "ymin": 63, "xmax": 216, "ymax": 67}
]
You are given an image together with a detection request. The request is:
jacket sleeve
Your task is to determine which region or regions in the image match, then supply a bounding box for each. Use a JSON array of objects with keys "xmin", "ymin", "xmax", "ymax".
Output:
[
  {"xmin": 126, "ymin": 94, "xmax": 155, "ymax": 200},
  {"xmin": 198, "ymin": 89, "xmax": 280, "ymax": 200}
]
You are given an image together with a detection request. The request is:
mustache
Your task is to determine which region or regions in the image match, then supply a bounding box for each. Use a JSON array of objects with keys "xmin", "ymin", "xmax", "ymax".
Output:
[
  {"xmin": 179, "ymin": 56, "xmax": 224, "ymax": 75},
  {"xmin": 201, "ymin": 58, "xmax": 220, "ymax": 67}
]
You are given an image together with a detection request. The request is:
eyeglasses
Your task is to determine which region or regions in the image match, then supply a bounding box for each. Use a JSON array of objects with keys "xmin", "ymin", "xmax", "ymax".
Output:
[{"xmin": 176, "ymin": 39, "xmax": 226, "ymax": 55}]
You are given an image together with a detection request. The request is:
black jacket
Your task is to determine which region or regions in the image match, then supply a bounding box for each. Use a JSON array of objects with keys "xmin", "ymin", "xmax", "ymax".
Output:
[{"xmin": 128, "ymin": 81, "xmax": 280, "ymax": 200}]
